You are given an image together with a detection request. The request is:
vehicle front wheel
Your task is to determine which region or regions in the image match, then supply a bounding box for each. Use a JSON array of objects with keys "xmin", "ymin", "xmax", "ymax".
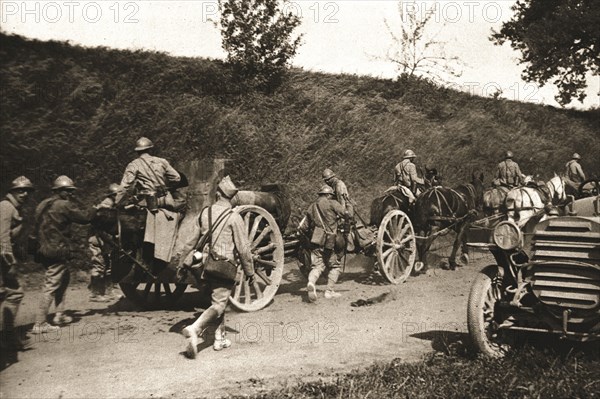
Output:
[{"xmin": 467, "ymin": 265, "xmax": 511, "ymax": 358}]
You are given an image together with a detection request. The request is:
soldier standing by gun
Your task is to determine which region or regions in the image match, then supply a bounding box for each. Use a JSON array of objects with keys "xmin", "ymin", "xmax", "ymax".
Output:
[{"xmin": 0, "ymin": 176, "xmax": 34, "ymax": 365}]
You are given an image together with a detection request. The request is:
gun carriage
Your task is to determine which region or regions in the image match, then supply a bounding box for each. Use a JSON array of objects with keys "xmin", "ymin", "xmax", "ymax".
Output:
[{"xmin": 94, "ymin": 160, "xmax": 427, "ymax": 312}]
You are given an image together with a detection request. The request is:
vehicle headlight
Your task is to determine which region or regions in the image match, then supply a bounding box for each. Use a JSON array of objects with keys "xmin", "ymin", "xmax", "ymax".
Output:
[{"xmin": 493, "ymin": 221, "xmax": 522, "ymax": 251}]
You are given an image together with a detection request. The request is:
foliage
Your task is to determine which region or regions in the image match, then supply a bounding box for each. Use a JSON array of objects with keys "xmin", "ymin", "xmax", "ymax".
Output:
[
  {"xmin": 491, "ymin": 0, "xmax": 600, "ymax": 106},
  {"xmin": 1, "ymin": 33, "xmax": 599, "ymax": 269},
  {"xmin": 219, "ymin": 0, "xmax": 303, "ymax": 91},
  {"xmin": 384, "ymin": 1, "xmax": 463, "ymax": 83}
]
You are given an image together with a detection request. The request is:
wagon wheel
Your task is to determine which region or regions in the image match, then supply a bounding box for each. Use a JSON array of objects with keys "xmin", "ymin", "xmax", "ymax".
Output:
[
  {"xmin": 229, "ymin": 205, "xmax": 285, "ymax": 312},
  {"xmin": 376, "ymin": 210, "xmax": 416, "ymax": 284},
  {"xmin": 119, "ymin": 281, "xmax": 188, "ymax": 310},
  {"xmin": 467, "ymin": 265, "xmax": 512, "ymax": 358}
]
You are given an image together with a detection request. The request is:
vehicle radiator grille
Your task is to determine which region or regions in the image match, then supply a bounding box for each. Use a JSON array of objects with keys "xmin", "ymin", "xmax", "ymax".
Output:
[{"xmin": 531, "ymin": 218, "xmax": 600, "ymax": 311}]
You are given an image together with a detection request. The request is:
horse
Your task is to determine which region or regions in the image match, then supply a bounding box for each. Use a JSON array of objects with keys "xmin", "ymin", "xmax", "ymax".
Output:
[
  {"xmin": 369, "ymin": 167, "xmax": 441, "ymax": 226},
  {"xmin": 504, "ymin": 184, "xmax": 549, "ymax": 227},
  {"xmin": 544, "ymin": 174, "xmax": 568, "ymax": 205},
  {"xmin": 482, "ymin": 186, "xmax": 510, "ymax": 216},
  {"xmin": 413, "ymin": 172, "xmax": 485, "ymax": 270}
]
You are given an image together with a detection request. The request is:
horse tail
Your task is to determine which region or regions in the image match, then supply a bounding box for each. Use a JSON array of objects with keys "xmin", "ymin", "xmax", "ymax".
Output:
[{"xmin": 369, "ymin": 196, "xmax": 384, "ymax": 226}]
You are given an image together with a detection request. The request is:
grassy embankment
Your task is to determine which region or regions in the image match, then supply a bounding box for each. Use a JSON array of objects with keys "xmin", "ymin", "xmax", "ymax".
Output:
[
  {"xmin": 2, "ymin": 33, "xmax": 600, "ymax": 398},
  {"xmin": 1, "ymin": 32, "xmax": 599, "ymax": 272}
]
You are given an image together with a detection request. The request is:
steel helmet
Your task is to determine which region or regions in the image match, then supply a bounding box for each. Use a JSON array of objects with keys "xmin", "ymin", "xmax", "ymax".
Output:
[
  {"xmin": 322, "ymin": 168, "xmax": 335, "ymax": 180},
  {"xmin": 403, "ymin": 149, "xmax": 416, "ymax": 159},
  {"xmin": 106, "ymin": 183, "xmax": 120, "ymax": 196},
  {"xmin": 318, "ymin": 185, "xmax": 334, "ymax": 195},
  {"xmin": 52, "ymin": 175, "xmax": 77, "ymax": 190},
  {"xmin": 10, "ymin": 176, "xmax": 34, "ymax": 191},
  {"xmin": 572, "ymin": 153, "xmax": 581, "ymax": 160},
  {"xmin": 505, "ymin": 150, "xmax": 514, "ymax": 159},
  {"xmin": 217, "ymin": 175, "xmax": 239, "ymax": 199},
  {"xmin": 135, "ymin": 137, "xmax": 154, "ymax": 152}
]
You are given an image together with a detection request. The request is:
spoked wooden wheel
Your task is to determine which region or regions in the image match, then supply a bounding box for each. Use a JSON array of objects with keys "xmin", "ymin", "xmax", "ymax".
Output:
[
  {"xmin": 229, "ymin": 205, "xmax": 284, "ymax": 312},
  {"xmin": 376, "ymin": 210, "xmax": 416, "ymax": 284},
  {"xmin": 467, "ymin": 265, "xmax": 511, "ymax": 358},
  {"xmin": 119, "ymin": 281, "xmax": 188, "ymax": 309}
]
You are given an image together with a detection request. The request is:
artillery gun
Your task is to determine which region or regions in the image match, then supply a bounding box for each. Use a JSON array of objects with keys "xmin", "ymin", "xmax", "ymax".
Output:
[{"xmin": 95, "ymin": 159, "xmax": 293, "ymax": 312}]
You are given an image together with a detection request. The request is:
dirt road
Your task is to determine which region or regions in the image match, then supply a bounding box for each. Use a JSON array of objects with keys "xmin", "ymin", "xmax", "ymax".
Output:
[{"xmin": 0, "ymin": 247, "xmax": 493, "ymax": 398}]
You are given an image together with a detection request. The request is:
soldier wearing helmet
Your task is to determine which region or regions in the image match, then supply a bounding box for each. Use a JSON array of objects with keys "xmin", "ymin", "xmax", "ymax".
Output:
[
  {"xmin": 0, "ymin": 176, "xmax": 34, "ymax": 357},
  {"xmin": 31, "ymin": 176, "xmax": 94, "ymax": 334},
  {"xmin": 564, "ymin": 153, "xmax": 586, "ymax": 192},
  {"xmin": 394, "ymin": 149, "xmax": 424, "ymax": 203},
  {"xmin": 494, "ymin": 151, "xmax": 525, "ymax": 188},
  {"xmin": 115, "ymin": 137, "xmax": 181, "ymax": 208},
  {"xmin": 179, "ymin": 176, "xmax": 255, "ymax": 358},
  {"xmin": 88, "ymin": 183, "xmax": 122, "ymax": 303},
  {"xmin": 297, "ymin": 184, "xmax": 347, "ymax": 302},
  {"xmin": 322, "ymin": 168, "xmax": 354, "ymax": 216}
]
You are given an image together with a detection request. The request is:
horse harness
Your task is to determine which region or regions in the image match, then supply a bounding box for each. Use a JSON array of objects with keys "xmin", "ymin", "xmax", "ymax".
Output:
[{"xmin": 425, "ymin": 187, "xmax": 470, "ymax": 223}]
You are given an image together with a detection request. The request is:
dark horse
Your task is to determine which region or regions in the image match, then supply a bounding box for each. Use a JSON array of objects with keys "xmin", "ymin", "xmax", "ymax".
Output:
[
  {"xmin": 369, "ymin": 167, "xmax": 441, "ymax": 226},
  {"xmin": 413, "ymin": 172, "xmax": 484, "ymax": 270}
]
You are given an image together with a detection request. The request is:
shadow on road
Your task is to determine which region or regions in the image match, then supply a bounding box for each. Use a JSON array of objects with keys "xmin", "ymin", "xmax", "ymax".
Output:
[{"xmin": 411, "ymin": 330, "xmax": 471, "ymax": 356}]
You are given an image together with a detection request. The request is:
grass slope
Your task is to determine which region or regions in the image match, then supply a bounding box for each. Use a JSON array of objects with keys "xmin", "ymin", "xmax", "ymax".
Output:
[{"xmin": 2, "ymin": 33, "xmax": 599, "ymax": 215}]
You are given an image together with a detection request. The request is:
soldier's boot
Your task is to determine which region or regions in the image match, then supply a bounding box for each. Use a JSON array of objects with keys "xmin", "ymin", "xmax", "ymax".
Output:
[
  {"xmin": 307, "ymin": 269, "xmax": 321, "ymax": 303},
  {"xmin": 88, "ymin": 276, "xmax": 109, "ymax": 302},
  {"xmin": 183, "ymin": 308, "xmax": 219, "ymax": 359},
  {"xmin": 52, "ymin": 312, "xmax": 73, "ymax": 326},
  {"xmin": 324, "ymin": 268, "xmax": 342, "ymax": 300},
  {"xmin": 213, "ymin": 316, "xmax": 231, "ymax": 351},
  {"xmin": 213, "ymin": 332, "xmax": 231, "ymax": 351},
  {"xmin": 105, "ymin": 282, "xmax": 123, "ymax": 300},
  {"xmin": 182, "ymin": 326, "xmax": 199, "ymax": 359},
  {"xmin": 31, "ymin": 294, "xmax": 60, "ymax": 334}
]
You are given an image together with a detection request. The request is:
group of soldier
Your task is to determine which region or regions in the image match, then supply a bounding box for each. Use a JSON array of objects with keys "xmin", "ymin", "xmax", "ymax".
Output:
[
  {"xmin": 0, "ymin": 137, "xmax": 589, "ymax": 363},
  {"xmin": 0, "ymin": 174, "xmax": 94, "ymax": 367}
]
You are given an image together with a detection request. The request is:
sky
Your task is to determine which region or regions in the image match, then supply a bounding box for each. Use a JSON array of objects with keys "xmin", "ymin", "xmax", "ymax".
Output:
[{"xmin": 2, "ymin": 0, "xmax": 599, "ymax": 109}]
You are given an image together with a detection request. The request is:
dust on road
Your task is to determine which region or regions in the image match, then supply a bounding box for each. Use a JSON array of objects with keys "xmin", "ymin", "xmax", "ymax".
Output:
[{"xmin": 1, "ymin": 249, "xmax": 493, "ymax": 398}]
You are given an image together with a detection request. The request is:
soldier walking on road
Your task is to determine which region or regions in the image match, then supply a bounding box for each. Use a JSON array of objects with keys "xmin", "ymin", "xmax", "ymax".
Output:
[
  {"xmin": 178, "ymin": 176, "xmax": 255, "ymax": 359},
  {"xmin": 298, "ymin": 185, "xmax": 347, "ymax": 302},
  {"xmin": 31, "ymin": 176, "xmax": 94, "ymax": 334},
  {"xmin": 0, "ymin": 176, "xmax": 34, "ymax": 365}
]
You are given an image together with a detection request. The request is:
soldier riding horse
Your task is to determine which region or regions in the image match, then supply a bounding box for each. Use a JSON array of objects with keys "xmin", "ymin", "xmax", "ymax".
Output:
[{"xmin": 370, "ymin": 167, "xmax": 441, "ymax": 226}]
